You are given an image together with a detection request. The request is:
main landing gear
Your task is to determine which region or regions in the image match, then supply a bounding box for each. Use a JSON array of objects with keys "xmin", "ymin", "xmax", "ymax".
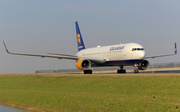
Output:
[
  {"xmin": 84, "ymin": 70, "xmax": 92, "ymax": 74},
  {"xmin": 134, "ymin": 69, "xmax": 139, "ymax": 73},
  {"xmin": 117, "ymin": 66, "xmax": 126, "ymax": 73}
]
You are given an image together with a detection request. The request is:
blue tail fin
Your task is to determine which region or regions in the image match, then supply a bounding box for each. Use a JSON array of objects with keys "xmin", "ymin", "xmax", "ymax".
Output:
[
  {"xmin": 175, "ymin": 43, "xmax": 177, "ymax": 54},
  {"xmin": 75, "ymin": 21, "xmax": 86, "ymax": 51}
]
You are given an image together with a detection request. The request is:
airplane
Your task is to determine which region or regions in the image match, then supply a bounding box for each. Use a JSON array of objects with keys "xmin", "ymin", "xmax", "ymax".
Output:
[{"xmin": 3, "ymin": 21, "xmax": 177, "ymax": 74}]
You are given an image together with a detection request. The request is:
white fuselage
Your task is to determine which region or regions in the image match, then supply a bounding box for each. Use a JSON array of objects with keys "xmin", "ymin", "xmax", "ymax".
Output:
[{"xmin": 76, "ymin": 43, "xmax": 145, "ymax": 66}]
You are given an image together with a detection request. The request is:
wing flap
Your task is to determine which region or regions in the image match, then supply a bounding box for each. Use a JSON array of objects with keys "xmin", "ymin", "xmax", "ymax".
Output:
[{"xmin": 47, "ymin": 53, "xmax": 76, "ymax": 57}]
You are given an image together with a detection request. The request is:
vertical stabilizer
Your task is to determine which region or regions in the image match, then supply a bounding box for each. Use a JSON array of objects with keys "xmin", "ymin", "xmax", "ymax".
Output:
[{"xmin": 75, "ymin": 21, "xmax": 86, "ymax": 51}]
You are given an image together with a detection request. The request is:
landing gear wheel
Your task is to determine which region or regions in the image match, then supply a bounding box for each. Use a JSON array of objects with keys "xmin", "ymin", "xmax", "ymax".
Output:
[
  {"xmin": 84, "ymin": 70, "xmax": 92, "ymax": 74},
  {"xmin": 117, "ymin": 66, "xmax": 126, "ymax": 74},
  {"xmin": 117, "ymin": 69, "xmax": 126, "ymax": 73},
  {"xmin": 134, "ymin": 69, "xmax": 139, "ymax": 74}
]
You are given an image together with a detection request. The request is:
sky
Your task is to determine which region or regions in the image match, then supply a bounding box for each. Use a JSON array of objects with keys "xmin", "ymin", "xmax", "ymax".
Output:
[{"xmin": 0, "ymin": 0, "xmax": 180, "ymax": 73}]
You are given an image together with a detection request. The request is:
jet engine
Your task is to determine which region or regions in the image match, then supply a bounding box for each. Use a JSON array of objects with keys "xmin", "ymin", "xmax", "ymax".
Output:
[
  {"xmin": 76, "ymin": 59, "xmax": 91, "ymax": 70},
  {"xmin": 138, "ymin": 60, "xmax": 149, "ymax": 70}
]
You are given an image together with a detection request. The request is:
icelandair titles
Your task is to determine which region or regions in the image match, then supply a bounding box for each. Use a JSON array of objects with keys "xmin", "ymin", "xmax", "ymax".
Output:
[{"xmin": 110, "ymin": 46, "xmax": 125, "ymax": 51}]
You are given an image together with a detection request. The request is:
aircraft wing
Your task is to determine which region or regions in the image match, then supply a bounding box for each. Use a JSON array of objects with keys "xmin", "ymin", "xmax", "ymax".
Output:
[
  {"xmin": 47, "ymin": 53, "xmax": 106, "ymax": 63},
  {"xmin": 145, "ymin": 43, "xmax": 177, "ymax": 59},
  {"xmin": 3, "ymin": 41, "xmax": 79, "ymax": 60},
  {"xmin": 145, "ymin": 54, "xmax": 176, "ymax": 59},
  {"xmin": 3, "ymin": 41, "xmax": 106, "ymax": 62}
]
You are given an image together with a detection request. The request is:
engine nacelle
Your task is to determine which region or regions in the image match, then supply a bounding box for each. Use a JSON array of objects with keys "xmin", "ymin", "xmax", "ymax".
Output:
[
  {"xmin": 76, "ymin": 59, "xmax": 91, "ymax": 70},
  {"xmin": 138, "ymin": 60, "xmax": 149, "ymax": 70}
]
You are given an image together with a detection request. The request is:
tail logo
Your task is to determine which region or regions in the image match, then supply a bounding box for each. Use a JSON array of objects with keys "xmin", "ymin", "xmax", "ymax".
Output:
[{"xmin": 77, "ymin": 34, "xmax": 81, "ymax": 44}]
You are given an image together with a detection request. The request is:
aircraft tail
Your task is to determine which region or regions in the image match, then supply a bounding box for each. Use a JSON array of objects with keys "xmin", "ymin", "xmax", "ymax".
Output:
[{"xmin": 75, "ymin": 21, "xmax": 86, "ymax": 51}]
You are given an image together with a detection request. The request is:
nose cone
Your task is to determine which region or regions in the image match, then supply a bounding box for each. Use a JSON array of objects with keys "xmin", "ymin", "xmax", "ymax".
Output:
[{"xmin": 138, "ymin": 51, "xmax": 145, "ymax": 59}]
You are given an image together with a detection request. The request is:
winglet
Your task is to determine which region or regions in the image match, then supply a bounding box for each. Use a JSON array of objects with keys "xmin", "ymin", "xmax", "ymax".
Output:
[
  {"xmin": 175, "ymin": 43, "xmax": 177, "ymax": 54},
  {"xmin": 3, "ymin": 41, "xmax": 10, "ymax": 53},
  {"xmin": 75, "ymin": 21, "xmax": 86, "ymax": 51}
]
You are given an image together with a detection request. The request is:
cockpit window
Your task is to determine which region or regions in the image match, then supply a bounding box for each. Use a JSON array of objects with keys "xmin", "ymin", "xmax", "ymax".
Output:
[
  {"xmin": 132, "ymin": 48, "xmax": 136, "ymax": 51},
  {"xmin": 132, "ymin": 48, "xmax": 144, "ymax": 51}
]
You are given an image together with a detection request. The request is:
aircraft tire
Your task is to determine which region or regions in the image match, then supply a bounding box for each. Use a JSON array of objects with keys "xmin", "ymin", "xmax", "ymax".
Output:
[
  {"xmin": 123, "ymin": 70, "xmax": 126, "ymax": 73},
  {"xmin": 88, "ymin": 70, "xmax": 92, "ymax": 74},
  {"xmin": 84, "ymin": 70, "xmax": 92, "ymax": 74},
  {"xmin": 84, "ymin": 70, "xmax": 87, "ymax": 74},
  {"xmin": 117, "ymin": 69, "xmax": 126, "ymax": 73}
]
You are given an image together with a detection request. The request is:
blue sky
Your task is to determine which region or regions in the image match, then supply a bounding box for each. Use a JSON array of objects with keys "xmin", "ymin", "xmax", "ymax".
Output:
[{"xmin": 0, "ymin": 0, "xmax": 179, "ymax": 73}]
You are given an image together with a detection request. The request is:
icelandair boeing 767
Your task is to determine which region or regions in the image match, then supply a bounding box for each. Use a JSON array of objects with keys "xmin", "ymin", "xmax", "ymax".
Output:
[{"xmin": 3, "ymin": 22, "xmax": 177, "ymax": 74}]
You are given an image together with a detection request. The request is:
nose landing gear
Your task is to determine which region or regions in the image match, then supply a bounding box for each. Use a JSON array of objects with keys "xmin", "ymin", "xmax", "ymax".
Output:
[
  {"xmin": 134, "ymin": 69, "xmax": 139, "ymax": 73},
  {"xmin": 133, "ymin": 63, "xmax": 139, "ymax": 74}
]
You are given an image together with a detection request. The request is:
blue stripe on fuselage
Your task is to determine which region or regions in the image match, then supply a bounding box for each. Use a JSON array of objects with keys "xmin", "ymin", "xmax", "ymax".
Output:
[{"xmin": 94, "ymin": 59, "xmax": 144, "ymax": 66}]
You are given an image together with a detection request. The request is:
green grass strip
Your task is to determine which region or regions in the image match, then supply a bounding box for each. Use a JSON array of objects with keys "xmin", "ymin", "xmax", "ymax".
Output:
[{"xmin": 0, "ymin": 74, "xmax": 179, "ymax": 111}]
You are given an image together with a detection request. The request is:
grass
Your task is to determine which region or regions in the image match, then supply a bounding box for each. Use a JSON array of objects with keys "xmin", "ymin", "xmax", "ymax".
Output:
[{"xmin": 0, "ymin": 74, "xmax": 180, "ymax": 111}]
